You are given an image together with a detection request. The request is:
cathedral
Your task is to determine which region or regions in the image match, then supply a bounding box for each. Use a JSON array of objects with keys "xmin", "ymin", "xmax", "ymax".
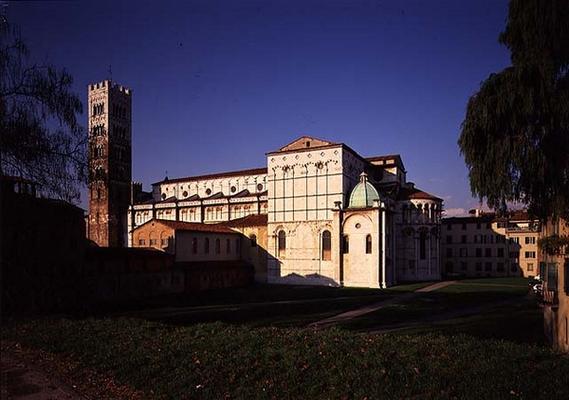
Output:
[{"xmin": 88, "ymin": 80, "xmax": 443, "ymax": 288}]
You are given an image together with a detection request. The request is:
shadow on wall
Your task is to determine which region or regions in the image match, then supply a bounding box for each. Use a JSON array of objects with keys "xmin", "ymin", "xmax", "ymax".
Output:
[{"xmin": 277, "ymin": 272, "xmax": 340, "ymax": 287}]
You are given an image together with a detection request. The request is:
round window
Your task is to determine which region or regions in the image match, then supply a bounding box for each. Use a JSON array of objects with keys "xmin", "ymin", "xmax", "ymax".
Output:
[
  {"xmin": 231, "ymin": 186, "xmax": 236, "ymax": 193},
  {"xmin": 161, "ymin": 193, "xmax": 166, "ymax": 200},
  {"xmin": 257, "ymin": 183, "xmax": 263, "ymax": 191},
  {"xmin": 205, "ymin": 188, "xmax": 212, "ymax": 195},
  {"xmin": 355, "ymin": 223, "xmax": 361, "ymax": 229},
  {"xmin": 182, "ymin": 191, "xmax": 188, "ymax": 197}
]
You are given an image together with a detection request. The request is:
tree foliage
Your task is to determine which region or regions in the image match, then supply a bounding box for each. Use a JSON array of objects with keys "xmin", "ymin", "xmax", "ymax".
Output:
[
  {"xmin": 0, "ymin": 21, "xmax": 86, "ymax": 203},
  {"xmin": 459, "ymin": 0, "xmax": 569, "ymax": 220}
]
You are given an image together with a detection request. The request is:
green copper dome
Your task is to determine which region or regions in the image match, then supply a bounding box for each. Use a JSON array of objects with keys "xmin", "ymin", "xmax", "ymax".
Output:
[{"xmin": 348, "ymin": 172, "xmax": 380, "ymax": 208}]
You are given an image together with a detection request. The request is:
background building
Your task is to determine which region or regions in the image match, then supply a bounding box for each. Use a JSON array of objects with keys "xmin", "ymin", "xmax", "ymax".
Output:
[{"xmin": 441, "ymin": 210, "xmax": 540, "ymax": 278}]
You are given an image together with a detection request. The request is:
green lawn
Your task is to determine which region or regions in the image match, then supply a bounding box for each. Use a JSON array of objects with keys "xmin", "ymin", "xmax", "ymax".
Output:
[{"xmin": 2, "ymin": 318, "xmax": 568, "ymax": 400}]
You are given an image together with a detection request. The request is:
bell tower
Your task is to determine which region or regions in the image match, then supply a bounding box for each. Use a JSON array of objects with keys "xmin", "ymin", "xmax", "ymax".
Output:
[{"xmin": 87, "ymin": 80, "xmax": 132, "ymax": 247}]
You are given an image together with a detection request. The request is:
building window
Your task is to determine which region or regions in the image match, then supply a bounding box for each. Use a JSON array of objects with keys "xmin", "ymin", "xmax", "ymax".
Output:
[
  {"xmin": 476, "ymin": 248, "xmax": 482, "ymax": 257},
  {"xmin": 446, "ymin": 235, "xmax": 452, "ymax": 244},
  {"xmin": 459, "ymin": 248, "xmax": 467, "ymax": 257},
  {"xmin": 322, "ymin": 230, "xmax": 331, "ymax": 260},
  {"xmin": 446, "ymin": 248, "xmax": 453, "ymax": 257},
  {"xmin": 257, "ymin": 183, "xmax": 263, "ymax": 192},
  {"xmin": 226, "ymin": 239, "xmax": 231, "ymax": 254},
  {"xmin": 547, "ymin": 263, "xmax": 558, "ymax": 291},
  {"xmin": 497, "ymin": 248, "xmax": 504, "ymax": 257},
  {"xmin": 461, "ymin": 262, "xmax": 467, "ymax": 271},
  {"xmin": 475, "ymin": 262, "xmax": 482, "ymax": 271},
  {"xmin": 485, "ymin": 262, "xmax": 492, "ymax": 272},
  {"xmin": 138, "ymin": 238, "xmax": 146, "ymax": 246},
  {"xmin": 461, "ymin": 235, "xmax": 467, "ymax": 244},
  {"xmin": 215, "ymin": 238, "xmax": 221, "ymax": 254},
  {"xmin": 419, "ymin": 231, "xmax": 426, "ymax": 260},
  {"xmin": 192, "ymin": 238, "xmax": 198, "ymax": 254},
  {"xmin": 497, "ymin": 262, "xmax": 505, "ymax": 272},
  {"xmin": 365, "ymin": 234, "xmax": 372, "ymax": 254},
  {"xmin": 342, "ymin": 235, "xmax": 349, "ymax": 254},
  {"xmin": 277, "ymin": 231, "xmax": 286, "ymax": 257},
  {"xmin": 525, "ymin": 251, "xmax": 536, "ymax": 259},
  {"xmin": 485, "ymin": 248, "xmax": 491, "ymax": 257},
  {"xmin": 250, "ymin": 234, "xmax": 257, "ymax": 247},
  {"xmin": 161, "ymin": 238, "xmax": 168, "ymax": 247},
  {"xmin": 204, "ymin": 237, "xmax": 210, "ymax": 254},
  {"xmin": 525, "ymin": 236, "xmax": 536, "ymax": 245},
  {"xmin": 231, "ymin": 186, "xmax": 236, "ymax": 193},
  {"xmin": 527, "ymin": 263, "xmax": 534, "ymax": 272},
  {"xmin": 461, "ymin": 223, "xmax": 466, "ymax": 230}
]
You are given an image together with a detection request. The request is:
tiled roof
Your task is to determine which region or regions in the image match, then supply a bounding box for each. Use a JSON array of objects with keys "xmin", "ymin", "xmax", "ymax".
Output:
[
  {"xmin": 136, "ymin": 218, "xmax": 237, "ymax": 234},
  {"xmin": 223, "ymin": 214, "xmax": 268, "ymax": 228},
  {"xmin": 152, "ymin": 167, "xmax": 267, "ymax": 185},
  {"xmin": 397, "ymin": 187, "xmax": 443, "ymax": 201}
]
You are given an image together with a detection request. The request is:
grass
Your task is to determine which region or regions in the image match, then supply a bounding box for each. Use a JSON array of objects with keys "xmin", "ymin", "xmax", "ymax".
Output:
[
  {"xmin": 92, "ymin": 283, "xmax": 428, "ymax": 328},
  {"xmin": 338, "ymin": 278, "xmax": 533, "ymax": 335},
  {"xmin": 398, "ymin": 302, "xmax": 545, "ymax": 344},
  {"xmin": 2, "ymin": 318, "xmax": 568, "ymax": 400}
]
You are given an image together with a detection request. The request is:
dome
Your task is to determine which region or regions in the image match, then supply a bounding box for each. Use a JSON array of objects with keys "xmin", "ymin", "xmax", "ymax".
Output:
[{"xmin": 348, "ymin": 172, "xmax": 380, "ymax": 208}]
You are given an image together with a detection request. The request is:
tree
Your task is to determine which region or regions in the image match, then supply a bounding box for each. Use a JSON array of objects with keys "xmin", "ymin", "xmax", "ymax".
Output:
[
  {"xmin": 459, "ymin": 0, "xmax": 569, "ymax": 220},
  {"xmin": 0, "ymin": 20, "xmax": 86, "ymax": 203}
]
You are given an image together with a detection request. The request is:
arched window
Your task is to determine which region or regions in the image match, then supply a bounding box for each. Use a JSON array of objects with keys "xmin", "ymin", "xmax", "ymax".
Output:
[
  {"xmin": 250, "ymin": 234, "xmax": 257, "ymax": 248},
  {"xmin": 366, "ymin": 234, "xmax": 372, "ymax": 254},
  {"xmin": 342, "ymin": 235, "xmax": 349, "ymax": 254},
  {"xmin": 420, "ymin": 231, "xmax": 427, "ymax": 260},
  {"xmin": 226, "ymin": 238, "xmax": 231, "ymax": 253},
  {"xmin": 204, "ymin": 237, "xmax": 210, "ymax": 254},
  {"xmin": 322, "ymin": 230, "xmax": 331, "ymax": 261},
  {"xmin": 215, "ymin": 238, "xmax": 221, "ymax": 254},
  {"xmin": 277, "ymin": 230, "xmax": 286, "ymax": 257},
  {"xmin": 192, "ymin": 237, "xmax": 198, "ymax": 254}
]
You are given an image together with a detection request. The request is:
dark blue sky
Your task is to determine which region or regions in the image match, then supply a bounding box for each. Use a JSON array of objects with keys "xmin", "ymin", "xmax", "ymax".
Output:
[{"xmin": 8, "ymin": 0, "xmax": 510, "ymax": 215}]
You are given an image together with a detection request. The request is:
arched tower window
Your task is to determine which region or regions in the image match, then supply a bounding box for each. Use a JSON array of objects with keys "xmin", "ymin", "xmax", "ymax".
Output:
[
  {"xmin": 192, "ymin": 237, "xmax": 198, "ymax": 254},
  {"xmin": 204, "ymin": 237, "xmax": 210, "ymax": 254},
  {"xmin": 322, "ymin": 230, "xmax": 331, "ymax": 261},
  {"xmin": 215, "ymin": 238, "xmax": 221, "ymax": 254},
  {"xmin": 226, "ymin": 238, "xmax": 231, "ymax": 253},
  {"xmin": 277, "ymin": 230, "xmax": 286, "ymax": 257},
  {"xmin": 366, "ymin": 234, "xmax": 372, "ymax": 254}
]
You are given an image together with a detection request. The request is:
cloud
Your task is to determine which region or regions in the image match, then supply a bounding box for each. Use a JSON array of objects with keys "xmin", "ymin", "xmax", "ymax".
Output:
[{"xmin": 443, "ymin": 208, "xmax": 468, "ymax": 217}]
